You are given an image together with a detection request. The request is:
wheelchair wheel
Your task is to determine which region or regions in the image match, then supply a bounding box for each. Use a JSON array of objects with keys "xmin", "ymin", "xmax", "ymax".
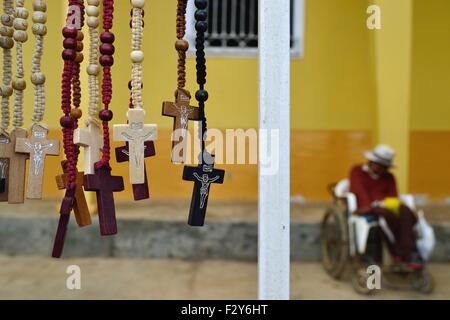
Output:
[
  {"xmin": 321, "ymin": 206, "xmax": 348, "ymax": 279},
  {"xmin": 411, "ymin": 268, "xmax": 433, "ymax": 294},
  {"xmin": 351, "ymin": 265, "xmax": 376, "ymax": 295}
]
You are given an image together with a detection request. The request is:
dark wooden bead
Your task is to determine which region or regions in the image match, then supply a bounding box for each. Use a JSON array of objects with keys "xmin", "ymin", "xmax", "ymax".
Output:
[
  {"xmin": 99, "ymin": 109, "xmax": 113, "ymax": 121},
  {"xmin": 195, "ymin": 9, "xmax": 207, "ymax": 21},
  {"xmin": 74, "ymin": 52, "xmax": 84, "ymax": 63},
  {"xmin": 60, "ymin": 115, "xmax": 73, "ymax": 128},
  {"xmin": 62, "ymin": 27, "xmax": 77, "ymax": 39},
  {"xmin": 195, "ymin": 21, "xmax": 208, "ymax": 33},
  {"xmin": 99, "ymin": 55, "xmax": 114, "ymax": 66},
  {"xmin": 195, "ymin": 0, "xmax": 207, "ymax": 10},
  {"xmin": 76, "ymin": 41, "xmax": 84, "ymax": 52},
  {"xmin": 175, "ymin": 39, "xmax": 189, "ymax": 51},
  {"xmin": 63, "ymin": 38, "xmax": 77, "ymax": 49},
  {"xmin": 70, "ymin": 108, "xmax": 82, "ymax": 119},
  {"xmin": 76, "ymin": 30, "xmax": 84, "ymax": 41},
  {"xmin": 62, "ymin": 49, "xmax": 76, "ymax": 61},
  {"xmin": 100, "ymin": 31, "xmax": 115, "ymax": 43},
  {"xmin": 100, "ymin": 43, "xmax": 115, "ymax": 55},
  {"xmin": 196, "ymin": 89, "xmax": 208, "ymax": 102}
]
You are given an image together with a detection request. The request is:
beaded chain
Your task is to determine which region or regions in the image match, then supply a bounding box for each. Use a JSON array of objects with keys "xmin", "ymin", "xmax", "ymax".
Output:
[
  {"xmin": 130, "ymin": 0, "xmax": 145, "ymax": 111},
  {"xmin": 96, "ymin": 0, "xmax": 115, "ymax": 169},
  {"xmin": 86, "ymin": 0, "xmax": 100, "ymax": 126},
  {"xmin": 127, "ymin": 1, "xmax": 144, "ymax": 110},
  {"xmin": 175, "ymin": 0, "xmax": 188, "ymax": 91}
]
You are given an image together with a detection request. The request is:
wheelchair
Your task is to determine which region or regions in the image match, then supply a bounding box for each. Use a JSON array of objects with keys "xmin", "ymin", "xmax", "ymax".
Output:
[{"xmin": 321, "ymin": 179, "xmax": 433, "ymax": 294}]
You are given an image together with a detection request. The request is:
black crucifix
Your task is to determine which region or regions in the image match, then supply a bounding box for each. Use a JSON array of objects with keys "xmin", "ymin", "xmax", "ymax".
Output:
[
  {"xmin": 115, "ymin": 140, "xmax": 155, "ymax": 201},
  {"xmin": 183, "ymin": 158, "xmax": 225, "ymax": 226},
  {"xmin": 84, "ymin": 165, "xmax": 124, "ymax": 236},
  {"xmin": 162, "ymin": 89, "xmax": 200, "ymax": 163}
]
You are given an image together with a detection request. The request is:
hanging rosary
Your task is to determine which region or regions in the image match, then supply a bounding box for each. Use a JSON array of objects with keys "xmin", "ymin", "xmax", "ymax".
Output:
[
  {"xmin": 0, "ymin": 0, "xmax": 14, "ymax": 200},
  {"xmin": 162, "ymin": 0, "xmax": 199, "ymax": 164},
  {"xmin": 84, "ymin": 0, "xmax": 124, "ymax": 236},
  {"xmin": 113, "ymin": 0, "xmax": 157, "ymax": 188},
  {"xmin": 114, "ymin": 0, "xmax": 155, "ymax": 201},
  {"xmin": 15, "ymin": 0, "xmax": 60, "ymax": 201},
  {"xmin": 53, "ymin": 0, "xmax": 91, "ymax": 258},
  {"xmin": 182, "ymin": 0, "xmax": 225, "ymax": 227}
]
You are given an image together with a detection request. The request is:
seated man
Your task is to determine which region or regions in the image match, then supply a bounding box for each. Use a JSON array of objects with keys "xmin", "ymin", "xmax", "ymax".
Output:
[{"xmin": 349, "ymin": 144, "xmax": 422, "ymax": 269}]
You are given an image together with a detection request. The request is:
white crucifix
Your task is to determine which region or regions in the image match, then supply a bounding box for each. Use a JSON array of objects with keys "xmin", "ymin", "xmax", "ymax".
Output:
[
  {"xmin": 113, "ymin": 108, "xmax": 157, "ymax": 184},
  {"xmin": 74, "ymin": 120, "xmax": 104, "ymax": 175},
  {"xmin": 15, "ymin": 123, "xmax": 60, "ymax": 200}
]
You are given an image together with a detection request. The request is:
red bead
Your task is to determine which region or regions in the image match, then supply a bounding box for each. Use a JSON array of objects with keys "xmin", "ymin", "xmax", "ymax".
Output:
[
  {"xmin": 100, "ymin": 31, "xmax": 115, "ymax": 43},
  {"xmin": 63, "ymin": 38, "xmax": 77, "ymax": 49},
  {"xmin": 100, "ymin": 43, "xmax": 115, "ymax": 55},
  {"xmin": 99, "ymin": 109, "xmax": 113, "ymax": 121},
  {"xmin": 60, "ymin": 115, "xmax": 74, "ymax": 128},
  {"xmin": 62, "ymin": 27, "xmax": 78, "ymax": 39},
  {"xmin": 99, "ymin": 55, "xmax": 114, "ymax": 66},
  {"xmin": 62, "ymin": 49, "xmax": 76, "ymax": 61}
]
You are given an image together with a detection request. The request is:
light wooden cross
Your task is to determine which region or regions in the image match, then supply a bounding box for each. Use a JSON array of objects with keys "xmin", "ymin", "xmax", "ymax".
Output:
[
  {"xmin": 0, "ymin": 128, "xmax": 29, "ymax": 204},
  {"xmin": 74, "ymin": 121, "xmax": 103, "ymax": 175},
  {"xmin": 15, "ymin": 124, "xmax": 59, "ymax": 200},
  {"xmin": 162, "ymin": 89, "xmax": 199, "ymax": 163},
  {"xmin": 55, "ymin": 160, "xmax": 91, "ymax": 227},
  {"xmin": 113, "ymin": 108, "xmax": 157, "ymax": 184}
]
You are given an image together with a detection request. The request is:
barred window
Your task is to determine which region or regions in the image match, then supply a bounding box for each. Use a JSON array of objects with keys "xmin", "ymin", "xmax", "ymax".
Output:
[{"xmin": 187, "ymin": 0, "xmax": 304, "ymax": 57}]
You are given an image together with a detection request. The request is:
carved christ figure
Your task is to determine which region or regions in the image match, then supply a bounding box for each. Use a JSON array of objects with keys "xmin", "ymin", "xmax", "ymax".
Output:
[
  {"xmin": 193, "ymin": 172, "xmax": 221, "ymax": 209},
  {"xmin": 25, "ymin": 141, "xmax": 55, "ymax": 175}
]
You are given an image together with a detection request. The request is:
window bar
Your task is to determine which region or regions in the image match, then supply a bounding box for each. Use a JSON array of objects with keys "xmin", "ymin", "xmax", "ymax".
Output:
[
  {"xmin": 239, "ymin": 0, "xmax": 247, "ymax": 47},
  {"xmin": 220, "ymin": 0, "xmax": 228, "ymax": 47},
  {"xmin": 248, "ymin": 0, "xmax": 257, "ymax": 44},
  {"xmin": 211, "ymin": 0, "xmax": 220, "ymax": 44},
  {"xmin": 229, "ymin": 0, "xmax": 238, "ymax": 46}
]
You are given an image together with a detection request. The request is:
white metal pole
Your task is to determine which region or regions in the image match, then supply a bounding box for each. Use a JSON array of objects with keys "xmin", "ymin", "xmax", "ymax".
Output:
[{"xmin": 258, "ymin": 0, "xmax": 291, "ymax": 300}]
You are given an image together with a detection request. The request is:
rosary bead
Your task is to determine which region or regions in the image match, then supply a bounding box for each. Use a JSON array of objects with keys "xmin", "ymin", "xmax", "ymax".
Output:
[
  {"xmin": 87, "ymin": 64, "xmax": 99, "ymax": 76},
  {"xmin": 175, "ymin": 39, "xmax": 189, "ymax": 52},
  {"xmin": 12, "ymin": 78, "xmax": 26, "ymax": 91},
  {"xmin": 13, "ymin": 18, "xmax": 28, "ymax": 31},
  {"xmin": 131, "ymin": 0, "xmax": 145, "ymax": 9},
  {"xmin": 99, "ymin": 109, "xmax": 113, "ymax": 121},
  {"xmin": 15, "ymin": 7, "xmax": 29, "ymax": 19},
  {"xmin": 0, "ymin": 85, "xmax": 13, "ymax": 97},
  {"xmin": 196, "ymin": 90, "xmax": 208, "ymax": 102},
  {"xmin": 0, "ymin": 36, "xmax": 14, "ymax": 49},
  {"xmin": 100, "ymin": 43, "xmax": 115, "ymax": 55},
  {"xmin": 31, "ymin": 72, "xmax": 46, "ymax": 85},
  {"xmin": 195, "ymin": 0, "xmax": 208, "ymax": 10},
  {"xmin": 75, "ymin": 52, "xmax": 84, "ymax": 63},
  {"xmin": 33, "ymin": 0, "xmax": 47, "ymax": 12},
  {"xmin": 87, "ymin": 0, "xmax": 100, "ymax": 6},
  {"xmin": 100, "ymin": 55, "xmax": 114, "ymax": 66},
  {"xmin": 130, "ymin": 50, "xmax": 144, "ymax": 63},
  {"xmin": 195, "ymin": 21, "xmax": 208, "ymax": 33},
  {"xmin": 60, "ymin": 115, "xmax": 74, "ymax": 128},
  {"xmin": 13, "ymin": 30, "xmax": 27, "ymax": 42},
  {"xmin": 63, "ymin": 27, "xmax": 77, "ymax": 39},
  {"xmin": 32, "ymin": 11, "xmax": 47, "ymax": 24},
  {"xmin": 1, "ymin": 14, "xmax": 13, "ymax": 27},
  {"xmin": 87, "ymin": 16, "xmax": 99, "ymax": 28},
  {"xmin": 70, "ymin": 108, "xmax": 83, "ymax": 120},
  {"xmin": 0, "ymin": 26, "xmax": 13, "ymax": 37},
  {"xmin": 62, "ymin": 48, "xmax": 76, "ymax": 61},
  {"xmin": 63, "ymin": 38, "xmax": 77, "ymax": 49},
  {"xmin": 100, "ymin": 31, "xmax": 115, "ymax": 43},
  {"xmin": 32, "ymin": 23, "xmax": 47, "ymax": 36},
  {"xmin": 195, "ymin": 9, "xmax": 207, "ymax": 21},
  {"xmin": 76, "ymin": 31, "xmax": 84, "ymax": 41},
  {"xmin": 76, "ymin": 41, "xmax": 84, "ymax": 52},
  {"xmin": 86, "ymin": 5, "xmax": 100, "ymax": 17}
]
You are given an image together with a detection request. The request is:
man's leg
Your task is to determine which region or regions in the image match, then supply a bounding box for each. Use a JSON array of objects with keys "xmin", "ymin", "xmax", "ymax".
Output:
[
  {"xmin": 397, "ymin": 205, "xmax": 418, "ymax": 261},
  {"xmin": 370, "ymin": 208, "xmax": 400, "ymax": 257}
]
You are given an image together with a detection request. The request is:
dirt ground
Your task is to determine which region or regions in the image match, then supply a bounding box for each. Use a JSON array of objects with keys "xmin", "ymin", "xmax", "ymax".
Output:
[{"xmin": 0, "ymin": 255, "xmax": 448, "ymax": 300}]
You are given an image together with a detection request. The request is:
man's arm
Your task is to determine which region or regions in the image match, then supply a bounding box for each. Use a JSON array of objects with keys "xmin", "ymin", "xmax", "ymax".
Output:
[{"xmin": 349, "ymin": 166, "xmax": 372, "ymax": 215}]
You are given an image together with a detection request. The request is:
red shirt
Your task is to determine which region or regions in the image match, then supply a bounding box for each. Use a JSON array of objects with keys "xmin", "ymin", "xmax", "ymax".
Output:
[{"xmin": 349, "ymin": 164, "xmax": 398, "ymax": 209}]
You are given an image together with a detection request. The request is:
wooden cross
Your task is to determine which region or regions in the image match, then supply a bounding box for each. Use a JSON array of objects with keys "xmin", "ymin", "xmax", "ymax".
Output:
[
  {"xmin": 74, "ymin": 121, "xmax": 103, "ymax": 175},
  {"xmin": 115, "ymin": 140, "xmax": 155, "ymax": 201},
  {"xmin": 15, "ymin": 124, "xmax": 59, "ymax": 200},
  {"xmin": 162, "ymin": 89, "xmax": 200, "ymax": 163},
  {"xmin": 0, "ymin": 128, "xmax": 29, "ymax": 204},
  {"xmin": 183, "ymin": 159, "xmax": 225, "ymax": 226},
  {"xmin": 0, "ymin": 133, "xmax": 9, "ymax": 201},
  {"xmin": 84, "ymin": 165, "xmax": 124, "ymax": 236},
  {"xmin": 113, "ymin": 108, "xmax": 157, "ymax": 184},
  {"xmin": 55, "ymin": 160, "xmax": 91, "ymax": 227}
]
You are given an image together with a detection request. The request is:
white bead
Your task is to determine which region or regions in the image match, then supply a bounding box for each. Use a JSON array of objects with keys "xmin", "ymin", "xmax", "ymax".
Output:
[
  {"xmin": 87, "ymin": 0, "xmax": 100, "ymax": 6},
  {"xmin": 32, "ymin": 11, "xmax": 47, "ymax": 24},
  {"xmin": 13, "ymin": 18, "xmax": 28, "ymax": 31},
  {"xmin": 31, "ymin": 72, "xmax": 46, "ymax": 85},
  {"xmin": 0, "ymin": 85, "xmax": 13, "ymax": 97},
  {"xmin": 1, "ymin": 14, "xmax": 14, "ymax": 27},
  {"xmin": 0, "ymin": 26, "xmax": 14, "ymax": 37},
  {"xmin": 86, "ymin": 5, "xmax": 99, "ymax": 17},
  {"xmin": 130, "ymin": 50, "xmax": 144, "ymax": 63},
  {"xmin": 32, "ymin": 23, "xmax": 47, "ymax": 36},
  {"xmin": 87, "ymin": 64, "xmax": 99, "ymax": 76},
  {"xmin": 13, "ymin": 30, "xmax": 27, "ymax": 42},
  {"xmin": 131, "ymin": 0, "xmax": 145, "ymax": 9},
  {"xmin": 33, "ymin": 0, "xmax": 47, "ymax": 12},
  {"xmin": 15, "ymin": 8, "xmax": 29, "ymax": 19},
  {"xmin": 87, "ymin": 16, "xmax": 99, "ymax": 28}
]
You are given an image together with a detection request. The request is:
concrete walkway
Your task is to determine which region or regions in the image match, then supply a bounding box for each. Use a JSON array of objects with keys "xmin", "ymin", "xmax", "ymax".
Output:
[{"xmin": 0, "ymin": 256, "xmax": 448, "ymax": 300}]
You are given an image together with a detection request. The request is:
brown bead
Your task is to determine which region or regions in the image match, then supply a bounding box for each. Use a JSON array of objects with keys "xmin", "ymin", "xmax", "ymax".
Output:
[
  {"xmin": 75, "ymin": 52, "xmax": 84, "ymax": 63},
  {"xmin": 76, "ymin": 41, "xmax": 84, "ymax": 52},
  {"xmin": 76, "ymin": 30, "xmax": 84, "ymax": 41},
  {"xmin": 70, "ymin": 108, "xmax": 82, "ymax": 119},
  {"xmin": 99, "ymin": 109, "xmax": 113, "ymax": 121},
  {"xmin": 60, "ymin": 115, "xmax": 73, "ymax": 128},
  {"xmin": 175, "ymin": 39, "xmax": 189, "ymax": 52}
]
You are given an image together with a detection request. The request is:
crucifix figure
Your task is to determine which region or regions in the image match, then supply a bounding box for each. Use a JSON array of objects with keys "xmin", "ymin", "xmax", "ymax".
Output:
[
  {"xmin": 115, "ymin": 140, "xmax": 155, "ymax": 201},
  {"xmin": 0, "ymin": 128, "xmax": 29, "ymax": 204},
  {"xmin": 84, "ymin": 165, "xmax": 124, "ymax": 236},
  {"xmin": 55, "ymin": 160, "xmax": 91, "ymax": 227},
  {"xmin": 74, "ymin": 121, "xmax": 103, "ymax": 175},
  {"xmin": 183, "ymin": 158, "xmax": 225, "ymax": 226},
  {"xmin": 113, "ymin": 108, "xmax": 157, "ymax": 184},
  {"xmin": 15, "ymin": 124, "xmax": 59, "ymax": 199},
  {"xmin": 162, "ymin": 89, "xmax": 200, "ymax": 163}
]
